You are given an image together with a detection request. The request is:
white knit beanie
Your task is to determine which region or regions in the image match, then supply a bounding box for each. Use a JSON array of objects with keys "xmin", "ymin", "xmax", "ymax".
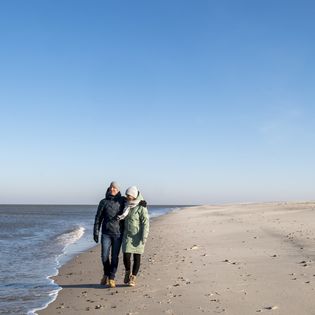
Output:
[{"xmin": 125, "ymin": 186, "xmax": 138, "ymax": 199}]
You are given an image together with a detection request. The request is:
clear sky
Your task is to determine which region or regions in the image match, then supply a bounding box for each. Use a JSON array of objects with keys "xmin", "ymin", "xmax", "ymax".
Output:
[{"xmin": 1, "ymin": 0, "xmax": 314, "ymax": 205}]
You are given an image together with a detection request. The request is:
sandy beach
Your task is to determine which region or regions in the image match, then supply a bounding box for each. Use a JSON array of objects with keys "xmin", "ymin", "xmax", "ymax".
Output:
[{"xmin": 38, "ymin": 202, "xmax": 315, "ymax": 315}]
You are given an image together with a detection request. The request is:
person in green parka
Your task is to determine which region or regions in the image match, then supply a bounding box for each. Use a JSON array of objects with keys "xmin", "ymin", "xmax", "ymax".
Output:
[{"xmin": 117, "ymin": 186, "xmax": 149, "ymax": 287}]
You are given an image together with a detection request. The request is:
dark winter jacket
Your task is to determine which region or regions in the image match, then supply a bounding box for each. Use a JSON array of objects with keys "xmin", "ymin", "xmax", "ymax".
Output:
[{"xmin": 93, "ymin": 191, "xmax": 126, "ymax": 237}]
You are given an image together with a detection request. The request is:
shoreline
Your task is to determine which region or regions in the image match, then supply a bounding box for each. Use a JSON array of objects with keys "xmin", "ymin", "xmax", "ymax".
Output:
[
  {"xmin": 32, "ymin": 207, "xmax": 181, "ymax": 314},
  {"xmin": 26, "ymin": 205, "xmax": 181, "ymax": 315},
  {"xmin": 38, "ymin": 202, "xmax": 315, "ymax": 314},
  {"xmin": 36, "ymin": 211, "xmax": 175, "ymax": 315}
]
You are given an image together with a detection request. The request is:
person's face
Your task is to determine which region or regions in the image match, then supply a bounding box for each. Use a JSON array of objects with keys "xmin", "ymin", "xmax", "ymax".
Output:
[
  {"xmin": 109, "ymin": 186, "xmax": 119, "ymax": 196},
  {"xmin": 126, "ymin": 194, "xmax": 136, "ymax": 201}
]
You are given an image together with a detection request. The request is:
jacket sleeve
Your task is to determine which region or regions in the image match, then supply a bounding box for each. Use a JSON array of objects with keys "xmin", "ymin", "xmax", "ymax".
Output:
[
  {"xmin": 94, "ymin": 200, "xmax": 104, "ymax": 236},
  {"xmin": 140, "ymin": 206, "xmax": 149, "ymax": 243}
]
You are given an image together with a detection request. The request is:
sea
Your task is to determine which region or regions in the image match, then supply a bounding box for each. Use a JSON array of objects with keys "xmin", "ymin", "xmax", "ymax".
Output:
[{"xmin": 0, "ymin": 204, "xmax": 185, "ymax": 315}]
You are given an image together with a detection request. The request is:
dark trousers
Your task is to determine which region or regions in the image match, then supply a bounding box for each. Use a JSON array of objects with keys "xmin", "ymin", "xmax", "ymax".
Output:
[
  {"xmin": 101, "ymin": 234, "xmax": 122, "ymax": 279},
  {"xmin": 123, "ymin": 252, "xmax": 141, "ymax": 276}
]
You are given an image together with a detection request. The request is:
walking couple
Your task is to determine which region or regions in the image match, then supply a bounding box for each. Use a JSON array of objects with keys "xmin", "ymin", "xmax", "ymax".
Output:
[{"xmin": 93, "ymin": 181, "xmax": 149, "ymax": 288}]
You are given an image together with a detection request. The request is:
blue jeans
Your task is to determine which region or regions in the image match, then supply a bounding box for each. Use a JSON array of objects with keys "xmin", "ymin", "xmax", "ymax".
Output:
[{"xmin": 101, "ymin": 234, "xmax": 122, "ymax": 280}]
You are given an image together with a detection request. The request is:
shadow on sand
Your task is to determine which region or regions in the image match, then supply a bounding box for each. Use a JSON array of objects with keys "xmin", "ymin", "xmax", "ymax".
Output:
[{"xmin": 60, "ymin": 283, "xmax": 129, "ymax": 289}]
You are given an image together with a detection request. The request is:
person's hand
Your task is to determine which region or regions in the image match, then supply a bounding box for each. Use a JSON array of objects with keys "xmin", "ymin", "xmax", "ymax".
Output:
[
  {"xmin": 93, "ymin": 233, "xmax": 99, "ymax": 243},
  {"xmin": 139, "ymin": 200, "xmax": 147, "ymax": 207}
]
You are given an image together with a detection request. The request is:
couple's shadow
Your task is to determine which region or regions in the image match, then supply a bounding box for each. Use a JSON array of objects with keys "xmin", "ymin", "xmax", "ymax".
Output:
[{"xmin": 60, "ymin": 283, "xmax": 129, "ymax": 289}]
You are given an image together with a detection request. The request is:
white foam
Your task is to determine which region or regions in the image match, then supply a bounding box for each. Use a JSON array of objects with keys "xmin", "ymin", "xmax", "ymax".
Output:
[
  {"xmin": 27, "ymin": 286, "xmax": 61, "ymax": 315},
  {"xmin": 149, "ymin": 207, "xmax": 182, "ymax": 218},
  {"xmin": 56, "ymin": 226, "xmax": 85, "ymax": 247},
  {"xmin": 28, "ymin": 226, "xmax": 86, "ymax": 315}
]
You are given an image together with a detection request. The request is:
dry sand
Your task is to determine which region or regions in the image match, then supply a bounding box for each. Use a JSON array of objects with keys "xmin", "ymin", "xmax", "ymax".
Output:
[{"xmin": 38, "ymin": 202, "xmax": 315, "ymax": 314}]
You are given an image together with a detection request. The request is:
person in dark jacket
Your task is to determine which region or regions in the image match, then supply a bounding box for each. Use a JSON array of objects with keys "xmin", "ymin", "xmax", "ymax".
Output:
[{"xmin": 93, "ymin": 181, "xmax": 125, "ymax": 288}]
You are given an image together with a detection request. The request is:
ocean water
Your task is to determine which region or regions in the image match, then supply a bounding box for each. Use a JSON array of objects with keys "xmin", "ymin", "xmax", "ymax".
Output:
[{"xmin": 0, "ymin": 204, "xmax": 183, "ymax": 315}]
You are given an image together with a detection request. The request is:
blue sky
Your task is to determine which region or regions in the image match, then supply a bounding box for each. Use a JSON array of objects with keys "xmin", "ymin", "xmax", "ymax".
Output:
[{"xmin": 1, "ymin": 0, "xmax": 314, "ymax": 204}]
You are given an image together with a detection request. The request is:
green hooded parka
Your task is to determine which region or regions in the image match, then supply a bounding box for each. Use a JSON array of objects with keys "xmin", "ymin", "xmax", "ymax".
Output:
[{"xmin": 122, "ymin": 193, "xmax": 149, "ymax": 254}]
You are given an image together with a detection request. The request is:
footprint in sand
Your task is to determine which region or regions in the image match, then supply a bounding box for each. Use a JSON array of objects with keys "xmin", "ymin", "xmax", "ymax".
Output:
[
  {"xmin": 95, "ymin": 304, "xmax": 103, "ymax": 309},
  {"xmin": 223, "ymin": 259, "xmax": 238, "ymax": 265},
  {"xmin": 265, "ymin": 306, "xmax": 279, "ymax": 310},
  {"xmin": 56, "ymin": 305, "xmax": 65, "ymax": 310},
  {"xmin": 299, "ymin": 260, "xmax": 312, "ymax": 267},
  {"xmin": 257, "ymin": 306, "xmax": 279, "ymax": 312},
  {"xmin": 185, "ymin": 245, "xmax": 199, "ymax": 250}
]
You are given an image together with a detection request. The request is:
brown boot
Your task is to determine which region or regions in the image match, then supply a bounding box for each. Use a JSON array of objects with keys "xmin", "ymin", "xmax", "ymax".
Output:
[
  {"xmin": 128, "ymin": 275, "xmax": 136, "ymax": 287},
  {"xmin": 124, "ymin": 271, "xmax": 130, "ymax": 284},
  {"xmin": 109, "ymin": 279, "xmax": 116, "ymax": 288},
  {"xmin": 100, "ymin": 275, "xmax": 109, "ymax": 286}
]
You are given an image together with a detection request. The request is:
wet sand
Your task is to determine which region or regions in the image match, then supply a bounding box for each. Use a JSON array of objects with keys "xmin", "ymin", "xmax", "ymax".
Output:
[{"xmin": 38, "ymin": 202, "xmax": 315, "ymax": 314}]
